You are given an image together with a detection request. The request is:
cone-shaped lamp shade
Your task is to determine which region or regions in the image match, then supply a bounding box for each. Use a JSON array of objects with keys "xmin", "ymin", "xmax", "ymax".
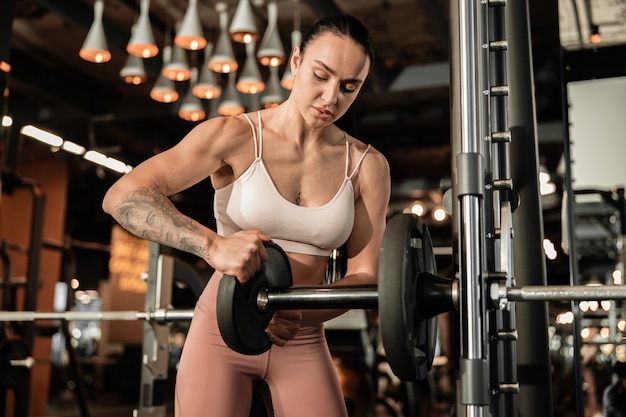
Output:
[
  {"xmin": 120, "ymin": 53, "xmax": 147, "ymax": 85},
  {"xmin": 162, "ymin": 44, "xmax": 191, "ymax": 81},
  {"xmin": 179, "ymin": 69, "xmax": 207, "ymax": 121},
  {"xmin": 127, "ymin": 0, "xmax": 158, "ymax": 58},
  {"xmin": 151, "ymin": 48, "xmax": 180, "ymax": 103},
  {"xmin": 150, "ymin": 73, "xmax": 179, "ymax": 103},
  {"xmin": 209, "ymin": 4, "xmax": 238, "ymax": 73},
  {"xmin": 175, "ymin": 0, "xmax": 207, "ymax": 51},
  {"xmin": 218, "ymin": 72, "xmax": 245, "ymax": 116},
  {"xmin": 262, "ymin": 66, "xmax": 284, "ymax": 108},
  {"xmin": 209, "ymin": 30, "xmax": 238, "ymax": 73},
  {"xmin": 193, "ymin": 43, "xmax": 221, "ymax": 99},
  {"xmin": 79, "ymin": 0, "xmax": 111, "ymax": 63},
  {"xmin": 257, "ymin": 1, "xmax": 285, "ymax": 67},
  {"xmin": 236, "ymin": 42, "xmax": 265, "ymax": 94},
  {"xmin": 280, "ymin": 30, "xmax": 301, "ymax": 90},
  {"xmin": 229, "ymin": 0, "xmax": 259, "ymax": 43}
]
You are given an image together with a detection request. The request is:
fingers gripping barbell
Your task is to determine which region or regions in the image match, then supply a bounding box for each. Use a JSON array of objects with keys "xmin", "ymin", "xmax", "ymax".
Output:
[{"xmin": 216, "ymin": 213, "xmax": 626, "ymax": 382}]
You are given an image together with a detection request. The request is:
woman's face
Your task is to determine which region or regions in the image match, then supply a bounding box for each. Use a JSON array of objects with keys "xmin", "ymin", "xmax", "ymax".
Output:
[{"xmin": 290, "ymin": 32, "xmax": 370, "ymax": 128}]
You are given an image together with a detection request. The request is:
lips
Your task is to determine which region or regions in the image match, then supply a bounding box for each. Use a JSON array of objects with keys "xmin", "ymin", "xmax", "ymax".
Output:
[{"xmin": 312, "ymin": 106, "xmax": 333, "ymax": 119}]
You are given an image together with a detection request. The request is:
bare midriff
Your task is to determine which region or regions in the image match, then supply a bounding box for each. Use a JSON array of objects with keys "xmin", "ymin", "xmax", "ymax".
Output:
[{"xmin": 286, "ymin": 252, "xmax": 331, "ymax": 286}]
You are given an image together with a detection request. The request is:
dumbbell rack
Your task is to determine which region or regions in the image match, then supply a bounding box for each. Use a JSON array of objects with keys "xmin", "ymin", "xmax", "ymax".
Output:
[{"xmin": 450, "ymin": 1, "xmax": 551, "ymax": 417}]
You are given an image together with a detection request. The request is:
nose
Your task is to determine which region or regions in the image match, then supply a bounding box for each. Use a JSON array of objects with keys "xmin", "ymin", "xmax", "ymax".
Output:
[{"xmin": 320, "ymin": 82, "xmax": 339, "ymax": 105}]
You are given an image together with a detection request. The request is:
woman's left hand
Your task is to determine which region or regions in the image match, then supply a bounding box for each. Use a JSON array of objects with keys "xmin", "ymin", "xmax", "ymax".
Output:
[{"xmin": 265, "ymin": 310, "xmax": 302, "ymax": 346}]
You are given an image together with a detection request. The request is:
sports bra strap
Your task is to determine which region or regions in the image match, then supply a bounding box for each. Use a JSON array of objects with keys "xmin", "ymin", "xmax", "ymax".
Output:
[
  {"xmin": 348, "ymin": 144, "xmax": 371, "ymax": 179},
  {"xmin": 244, "ymin": 111, "xmax": 368, "ymax": 177},
  {"xmin": 241, "ymin": 112, "xmax": 263, "ymax": 160}
]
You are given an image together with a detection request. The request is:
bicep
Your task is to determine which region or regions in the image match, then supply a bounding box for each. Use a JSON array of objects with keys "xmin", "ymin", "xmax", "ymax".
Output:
[
  {"xmin": 111, "ymin": 118, "xmax": 238, "ymax": 197},
  {"xmin": 344, "ymin": 153, "xmax": 391, "ymax": 283}
]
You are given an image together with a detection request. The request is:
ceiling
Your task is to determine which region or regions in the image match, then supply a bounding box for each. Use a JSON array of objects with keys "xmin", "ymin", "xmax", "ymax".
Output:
[{"xmin": 3, "ymin": 0, "xmax": 626, "ymax": 284}]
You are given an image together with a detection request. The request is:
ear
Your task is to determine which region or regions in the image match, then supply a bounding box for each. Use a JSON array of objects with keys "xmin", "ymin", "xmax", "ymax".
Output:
[{"xmin": 290, "ymin": 46, "xmax": 301, "ymax": 75}]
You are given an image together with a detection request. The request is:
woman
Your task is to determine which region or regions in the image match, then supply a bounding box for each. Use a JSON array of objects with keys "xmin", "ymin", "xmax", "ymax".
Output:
[{"xmin": 103, "ymin": 14, "xmax": 390, "ymax": 417}]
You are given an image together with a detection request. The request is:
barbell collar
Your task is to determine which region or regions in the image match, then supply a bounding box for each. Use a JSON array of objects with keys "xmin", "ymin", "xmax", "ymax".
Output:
[
  {"xmin": 158, "ymin": 309, "xmax": 194, "ymax": 322},
  {"xmin": 258, "ymin": 285, "xmax": 378, "ymax": 310}
]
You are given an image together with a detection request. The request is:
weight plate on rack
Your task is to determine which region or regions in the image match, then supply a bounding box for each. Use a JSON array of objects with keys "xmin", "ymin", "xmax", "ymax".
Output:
[{"xmin": 378, "ymin": 213, "xmax": 438, "ymax": 381}]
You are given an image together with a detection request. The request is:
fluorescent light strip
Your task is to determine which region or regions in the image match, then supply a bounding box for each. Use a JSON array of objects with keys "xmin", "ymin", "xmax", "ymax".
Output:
[
  {"xmin": 20, "ymin": 124, "xmax": 132, "ymax": 173},
  {"xmin": 104, "ymin": 157, "xmax": 128, "ymax": 173},
  {"xmin": 84, "ymin": 150, "xmax": 108, "ymax": 165},
  {"xmin": 21, "ymin": 125, "xmax": 63, "ymax": 147},
  {"xmin": 62, "ymin": 140, "xmax": 86, "ymax": 155}
]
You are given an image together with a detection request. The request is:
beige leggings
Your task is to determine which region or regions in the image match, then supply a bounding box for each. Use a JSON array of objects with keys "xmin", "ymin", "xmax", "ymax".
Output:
[{"xmin": 175, "ymin": 272, "xmax": 349, "ymax": 417}]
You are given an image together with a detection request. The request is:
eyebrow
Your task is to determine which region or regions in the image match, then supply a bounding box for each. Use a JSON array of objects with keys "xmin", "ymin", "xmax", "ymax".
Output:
[{"xmin": 313, "ymin": 60, "xmax": 364, "ymax": 85}]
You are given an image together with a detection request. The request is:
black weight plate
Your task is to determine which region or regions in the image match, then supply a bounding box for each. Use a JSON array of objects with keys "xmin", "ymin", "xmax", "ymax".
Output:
[
  {"xmin": 378, "ymin": 213, "xmax": 438, "ymax": 381},
  {"xmin": 217, "ymin": 242, "xmax": 292, "ymax": 355}
]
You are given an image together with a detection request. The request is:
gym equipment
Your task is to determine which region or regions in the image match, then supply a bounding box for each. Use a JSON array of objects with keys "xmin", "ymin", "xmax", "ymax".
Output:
[
  {"xmin": 214, "ymin": 213, "xmax": 626, "ymax": 383},
  {"xmin": 217, "ymin": 243, "xmax": 293, "ymax": 355},
  {"xmin": 3, "ymin": 212, "xmax": 626, "ymax": 388},
  {"xmin": 216, "ymin": 214, "xmax": 442, "ymax": 380}
]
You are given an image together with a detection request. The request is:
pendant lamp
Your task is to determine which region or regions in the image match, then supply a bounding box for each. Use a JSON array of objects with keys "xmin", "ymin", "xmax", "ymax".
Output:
[
  {"xmin": 236, "ymin": 42, "xmax": 265, "ymax": 94},
  {"xmin": 208, "ymin": 2, "xmax": 238, "ymax": 73},
  {"xmin": 281, "ymin": 29, "xmax": 301, "ymax": 90},
  {"xmin": 193, "ymin": 43, "xmax": 221, "ymax": 100},
  {"xmin": 229, "ymin": 0, "xmax": 259, "ymax": 43},
  {"xmin": 257, "ymin": 0, "xmax": 285, "ymax": 67},
  {"xmin": 150, "ymin": 74, "xmax": 179, "ymax": 103},
  {"xmin": 120, "ymin": 53, "xmax": 147, "ymax": 85},
  {"xmin": 175, "ymin": 0, "xmax": 207, "ymax": 51},
  {"xmin": 261, "ymin": 66, "xmax": 284, "ymax": 108},
  {"xmin": 150, "ymin": 45, "xmax": 180, "ymax": 103},
  {"xmin": 162, "ymin": 44, "xmax": 191, "ymax": 81},
  {"xmin": 179, "ymin": 68, "xmax": 207, "ymax": 122},
  {"xmin": 79, "ymin": 0, "xmax": 111, "ymax": 63},
  {"xmin": 281, "ymin": 0, "xmax": 300, "ymax": 89},
  {"xmin": 126, "ymin": 0, "xmax": 158, "ymax": 58},
  {"xmin": 218, "ymin": 72, "xmax": 245, "ymax": 116}
]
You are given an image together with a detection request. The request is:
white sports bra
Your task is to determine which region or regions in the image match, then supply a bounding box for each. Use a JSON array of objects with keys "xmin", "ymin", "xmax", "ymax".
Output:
[{"xmin": 214, "ymin": 112, "xmax": 371, "ymax": 256}]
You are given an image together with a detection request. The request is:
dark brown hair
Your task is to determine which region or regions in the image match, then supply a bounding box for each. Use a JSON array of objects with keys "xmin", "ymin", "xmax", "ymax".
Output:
[{"xmin": 300, "ymin": 15, "xmax": 375, "ymax": 70}]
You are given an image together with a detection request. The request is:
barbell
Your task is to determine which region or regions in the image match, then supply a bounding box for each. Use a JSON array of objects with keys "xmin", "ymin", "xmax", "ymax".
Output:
[
  {"xmin": 3, "ymin": 214, "xmax": 626, "ymax": 382},
  {"xmin": 215, "ymin": 213, "xmax": 626, "ymax": 381}
]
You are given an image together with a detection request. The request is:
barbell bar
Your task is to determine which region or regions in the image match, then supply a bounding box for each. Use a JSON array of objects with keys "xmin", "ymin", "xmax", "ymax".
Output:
[
  {"xmin": 1, "ymin": 282, "xmax": 621, "ymax": 324},
  {"xmin": 506, "ymin": 285, "xmax": 626, "ymax": 302},
  {"xmin": 258, "ymin": 283, "xmax": 626, "ymax": 311},
  {"xmin": 0, "ymin": 309, "xmax": 194, "ymax": 323}
]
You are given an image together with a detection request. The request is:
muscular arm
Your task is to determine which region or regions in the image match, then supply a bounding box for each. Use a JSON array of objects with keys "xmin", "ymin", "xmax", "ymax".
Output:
[
  {"xmin": 103, "ymin": 116, "xmax": 270, "ymax": 280},
  {"xmin": 109, "ymin": 182, "xmax": 216, "ymax": 262}
]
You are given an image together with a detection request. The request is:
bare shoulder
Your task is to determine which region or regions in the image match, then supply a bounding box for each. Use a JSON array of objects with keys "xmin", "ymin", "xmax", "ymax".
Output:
[
  {"xmin": 346, "ymin": 134, "xmax": 390, "ymax": 179},
  {"xmin": 182, "ymin": 114, "xmax": 253, "ymax": 156}
]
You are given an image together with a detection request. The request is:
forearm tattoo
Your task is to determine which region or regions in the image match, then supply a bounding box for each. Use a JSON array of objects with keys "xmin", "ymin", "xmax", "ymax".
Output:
[{"xmin": 114, "ymin": 185, "xmax": 209, "ymax": 260}]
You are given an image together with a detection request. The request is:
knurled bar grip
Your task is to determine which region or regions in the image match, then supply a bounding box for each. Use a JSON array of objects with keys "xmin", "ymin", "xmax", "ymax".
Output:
[{"xmin": 507, "ymin": 285, "xmax": 626, "ymax": 301}]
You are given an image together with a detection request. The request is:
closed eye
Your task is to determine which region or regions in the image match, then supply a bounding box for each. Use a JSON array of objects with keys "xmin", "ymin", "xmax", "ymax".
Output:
[{"xmin": 341, "ymin": 83, "xmax": 358, "ymax": 94}]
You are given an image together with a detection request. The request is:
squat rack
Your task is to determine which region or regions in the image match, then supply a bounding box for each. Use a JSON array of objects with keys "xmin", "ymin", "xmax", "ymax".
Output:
[{"xmin": 450, "ymin": 1, "xmax": 553, "ymax": 416}]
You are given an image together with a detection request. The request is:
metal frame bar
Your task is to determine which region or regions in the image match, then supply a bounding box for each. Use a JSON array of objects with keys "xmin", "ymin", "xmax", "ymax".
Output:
[{"xmin": 6, "ymin": 282, "xmax": 626, "ymax": 322}]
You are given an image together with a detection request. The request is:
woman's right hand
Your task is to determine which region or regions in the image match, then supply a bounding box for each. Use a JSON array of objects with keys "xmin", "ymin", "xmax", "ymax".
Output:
[{"xmin": 210, "ymin": 230, "xmax": 271, "ymax": 283}]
